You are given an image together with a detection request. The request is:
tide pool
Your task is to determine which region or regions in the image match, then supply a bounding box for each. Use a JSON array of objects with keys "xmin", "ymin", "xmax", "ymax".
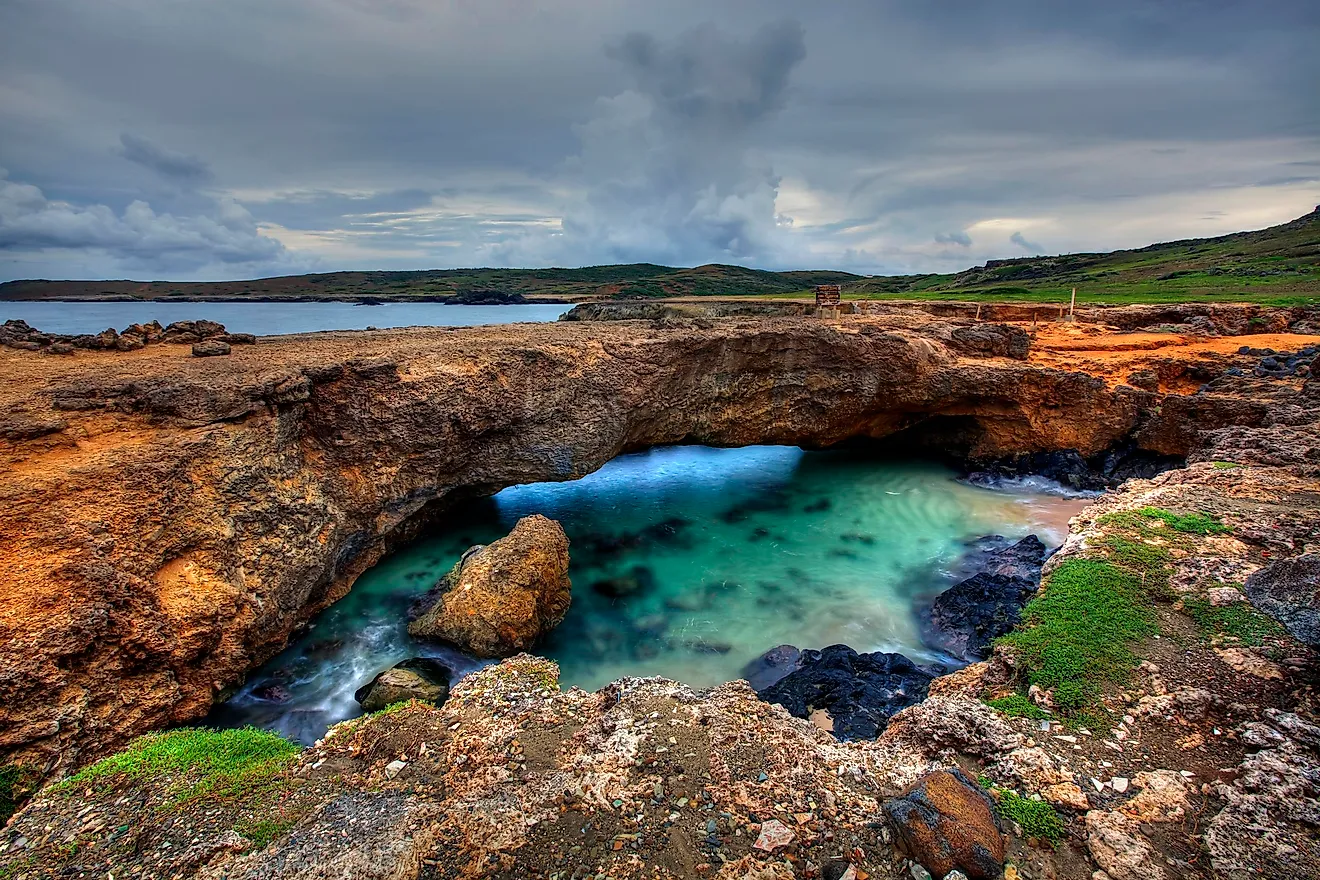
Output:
[{"xmin": 210, "ymin": 445, "xmax": 1091, "ymax": 743}]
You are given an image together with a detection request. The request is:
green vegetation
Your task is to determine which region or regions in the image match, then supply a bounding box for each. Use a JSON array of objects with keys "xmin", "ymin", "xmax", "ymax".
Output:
[
  {"xmin": 985, "ymin": 694, "xmax": 1048, "ymax": 720},
  {"xmin": 1131, "ymin": 507, "xmax": 1232, "ymax": 536},
  {"xmin": 3, "ymin": 206, "xmax": 1316, "ymax": 305},
  {"xmin": 0, "ymin": 764, "xmax": 24, "ymax": 825},
  {"xmin": 1183, "ymin": 594, "xmax": 1286, "ymax": 646},
  {"xmin": 999, "ymin": 559, "xmax": 1158, "ymax": 714},
  {"xmin": 998, "ymin": 505, "xmax": 1236, "ymax": 717},
  {"xmin": 978, "ymin": 778, "xmax": 1067, "ymax": 845},
  {"xmin": 60, "ymin": 727, "xmax": 299, "ymax": 806},
  {"xmin": 1211, "ymin": 461, "xmax": 1242, "ymax": 469},
  {"xmin": 234, "ymin": 815, "xmax": 298, "ymax": 847},
  {"xmin": 993, "ymin": 788, "xmax": 1068, "ymax": 844},
  {"xmin": 1099, "ymin": 506, "xmax": 1231, "ymax": 539}
]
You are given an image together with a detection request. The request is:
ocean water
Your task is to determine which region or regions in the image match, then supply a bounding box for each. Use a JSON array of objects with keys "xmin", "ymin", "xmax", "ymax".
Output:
[
  {"xmin": 0, "ymin": 301, "xmax": 569, "ymax": 336},
  {"xmin": 210, "ymin": 445, "xmax": 1092, "ymax": 744}
]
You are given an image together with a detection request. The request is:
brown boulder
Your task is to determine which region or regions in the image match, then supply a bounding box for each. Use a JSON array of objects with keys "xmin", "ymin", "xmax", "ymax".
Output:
[
  {"xmin": 354, "ymin": 659, "xmax": 451, "ymax": 712},
  {"xmin": 191, "ymin": 340, "xmax": 231, "ymax": 357},
  {"xmin": 882, "ymin": 768, "xmax": 1005, "ymax": 880},
  {"xmin": 409, "ymin": 515, "xmax": 571, "ymax": 657}
]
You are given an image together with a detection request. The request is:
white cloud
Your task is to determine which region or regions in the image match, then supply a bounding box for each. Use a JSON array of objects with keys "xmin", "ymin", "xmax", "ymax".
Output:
[{"xmin": 0, "ymin": 169, "xmax": 297, "ymax": 278}]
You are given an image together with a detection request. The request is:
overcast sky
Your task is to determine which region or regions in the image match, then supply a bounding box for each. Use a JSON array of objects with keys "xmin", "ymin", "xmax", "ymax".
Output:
[{"xmin": 1, "ymin": 0, "xmax": 1317, "ymax": 281}]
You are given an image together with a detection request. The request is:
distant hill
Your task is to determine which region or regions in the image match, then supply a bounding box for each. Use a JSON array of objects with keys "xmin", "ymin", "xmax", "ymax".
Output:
[
  {"xmin": 3, "ymin": 207, "xmax": 1317, "ymax": 305},
  {"xmin": 0, "ymin": 263, "xmax": 859, "ymax": 303},
  {"xmin": 850, "ymin": 205, "xmax": 1320, "ymax": 304}
]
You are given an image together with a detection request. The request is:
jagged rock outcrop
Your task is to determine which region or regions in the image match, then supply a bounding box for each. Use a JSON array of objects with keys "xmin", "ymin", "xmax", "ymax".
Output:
[
  {"xmin": 1244, "ymin": 554, "xmax": 1320, "ymax": 645},
  {"xmin": 408, "ymin": 514, "xmax": 572, "ymax": 657},
  {"xmin": 756, "ymin": 645, "xmax": 939, "ymax": 739},
  {"xmin": 0, "ymin": 318, "xmax": 254, "ymax": 354},
  {"xmin": 0, "ymin": 314, "xmax": 1315, "ymax": 778},
  {"xmin": 923, "ymin": 535, "xmax": 1050, "ymax": 660}
]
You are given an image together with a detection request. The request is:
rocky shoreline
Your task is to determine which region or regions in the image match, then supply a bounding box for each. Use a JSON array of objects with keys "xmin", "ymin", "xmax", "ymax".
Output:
[{"xmin": 1, "ymin": 305, "xmax": 1318, "ymax": 878}]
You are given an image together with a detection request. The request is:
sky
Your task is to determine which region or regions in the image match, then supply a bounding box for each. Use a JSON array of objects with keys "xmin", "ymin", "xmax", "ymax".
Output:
[{"xmin": 0, "ymin": 0, "xmax": 1317, "ymax": 281}]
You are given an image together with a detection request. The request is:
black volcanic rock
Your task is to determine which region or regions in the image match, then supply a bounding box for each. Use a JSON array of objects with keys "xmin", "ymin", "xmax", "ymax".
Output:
[
  {"xmin": 741, "ymin": 644, "xmax": 804, "ymax": 691},
  {"xmin": 969, "ymin": 444, "xmax": 1182, "ymax": 491},
  {"xmin": 445, "ymin": 289, "xmax": 527, "ymax": 305},
  {"xmin": 1244, "ymin": 554, "xmax": 1320, "ymax": 645},
  {"xmin": 924, "ymin": 534, "xmax": 1049, "ymax": 660},
  {"xmin": 756, "ymin": 644, "xmax": 938, "ymax": 740}
]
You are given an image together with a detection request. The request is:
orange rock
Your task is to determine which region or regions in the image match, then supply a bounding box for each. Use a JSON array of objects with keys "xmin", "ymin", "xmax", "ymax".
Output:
[
  {"xmin": 409, "ymin": 515, "xmax": 571, "ymax": 657},
  {"xmin": 881, "ymin": 769, "xmax": 1005, "ymax": 880}
]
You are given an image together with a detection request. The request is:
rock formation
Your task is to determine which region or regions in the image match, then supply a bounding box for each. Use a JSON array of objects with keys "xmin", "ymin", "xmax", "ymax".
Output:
[
  {"xmin": 408, "ymin": 514, "xmax": 572, "ymax": 657},
  {"xmin": 923, "ymin": 535, "xmax": 1050, "ymax": 660},
  {"xmin": 882, "ymin": 769, "xmax": 1005, "ymax": 880},
  {"xmin": 756, "ymin": 645, "xmax": 938, "ymax": 739},
  {"xmin": 0, "ymin": 309, "xmax": 1317, "ymax": 791},
  {"xmin": 354, "ymin": 658, "xmax": 452, "ymax": 712}
]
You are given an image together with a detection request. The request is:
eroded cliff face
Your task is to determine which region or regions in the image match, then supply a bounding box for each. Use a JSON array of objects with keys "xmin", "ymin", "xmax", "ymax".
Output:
[{"xmin": 0, "ymin": 315, "xmax": 1310, "ymax": 776}]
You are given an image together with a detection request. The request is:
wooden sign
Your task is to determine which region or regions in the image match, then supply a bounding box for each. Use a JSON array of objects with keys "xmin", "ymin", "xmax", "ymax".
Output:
[{"xmin": 814, "ymin": 285, "xmax": 841, "ymax": 306}]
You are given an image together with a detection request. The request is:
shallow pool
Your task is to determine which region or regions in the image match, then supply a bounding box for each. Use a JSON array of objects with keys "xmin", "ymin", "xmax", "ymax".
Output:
[{"xmin": 210, "ymin": 446, "xmax": 1092, "ymax": 743}]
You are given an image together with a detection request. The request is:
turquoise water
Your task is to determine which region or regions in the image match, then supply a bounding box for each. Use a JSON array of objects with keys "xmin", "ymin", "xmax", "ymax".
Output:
[
  {"xmin": 0, "ymin": 301, "xmax": 569, "ymax": 336},
  {"xmin": 211, "ymin": 446, "xmax": 1089, "ymax": 743}
]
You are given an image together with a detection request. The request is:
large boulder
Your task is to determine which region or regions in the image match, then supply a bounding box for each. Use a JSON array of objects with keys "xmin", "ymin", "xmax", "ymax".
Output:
[
  {"xmin": 409, "ymin": 515, "xmax": 571, "ymax": 657},
  {"xmin": 1244, "ymin": 554, "xmax": 1320, "ymax": 645},
  {"xmin": 354, "ymin": 658, "xmax": 452, "ymax": 712},
  {"xmin": 882, "ymin": 769, "xmax": 1005, "ymax": 880},
  {"xmin": 755, "ymin": 644, "xmax": 937, "ymax": 740},
  {"xmin": 924, "ymin": 535, "xmax": 1049, "ymax": 659},
  {"xmin": 192, "ymin": 340, "xmax": 232, "ymax": 357}
]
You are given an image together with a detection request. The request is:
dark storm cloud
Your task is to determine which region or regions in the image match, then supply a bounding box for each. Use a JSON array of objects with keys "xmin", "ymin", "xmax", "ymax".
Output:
[
  {"xmin": 934, "ymin": 231, "xmax": 971, "ymax": 247},
  {"xmin": 1010, "ymin": 232, "xmax": 1043, "ymax": 254},
  {"xmin": 524, "ymin": 20, "xmax": 808, "ymax": 266},
  {"xmin": 0, "ymin": 169, "xmax": 287, "ymax": 273},
  {"xmin": 118, "ymin": 134, "xmax": 212, "ymax": 183},
  {"xmin": 0, "ymin": 0, "xmax": 1316, "ymax": 280}
]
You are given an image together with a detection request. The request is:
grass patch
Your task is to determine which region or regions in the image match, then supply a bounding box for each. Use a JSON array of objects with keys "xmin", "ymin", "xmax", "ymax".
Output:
[
  {"xmin": 1211, "ymin": 461, "xmax": 1241, "ymax": 469},
  {"xmin": 234, "ymin": 815, "xmax": 298, "ymax": 847},
  {"xmin": 992, "ymin": 788, "xmax": 1068, "ymax": 844},
  {"xmin": 985, "ymin": 694, "xmax": 1047, "ymax": 720},
  {"xmin": 978, "ymin": 777, "xmax": 1067, "ymax": 845},
  {"xmin": 0, "ymin": 765, "xmax": 23, "ymax": 825},
  {"xmin": 1133, "ymin": 507, "xmax": 1231, "ymax": 536},
  {"xmin": 59, "ymin": 727, "xmax": 299, "ymax": 806},
  {"xmin": 1183, "ymin": 594, "xmax": 1286, "ymax": 646},
  {"xmin": 1098, "ymin": 506, "xmax": 1230, "ymax": 542},
  {"xmin": 998, "ymin": 559, "xmax": 1158, "ymax": 714}
]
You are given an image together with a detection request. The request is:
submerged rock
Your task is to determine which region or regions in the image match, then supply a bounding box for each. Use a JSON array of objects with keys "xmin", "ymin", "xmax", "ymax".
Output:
[
  {"xmin": 882, "ymin": 768, "xmax": 1005, "ymax": 880},
  {"xmin": 924, "ymin": 534, "xmax": 1050, "ymax": 660},
  {"xmin": 409, "ymin": 515, "xmax": 571, "ymax": 657},
  {"xmin": 355, "ymin": 658, "xmax": 452, "ymax": 712},
  {"xmin": 756, "ymin": 644, "xmax": 938, "ymax": 739},
  {"xmin": 741, "ymin": 644, "xmax": 804, "ymax": 690},
  {"xmin": 589, "ymin": 564, "xmax": 656, "ymax": 598}
]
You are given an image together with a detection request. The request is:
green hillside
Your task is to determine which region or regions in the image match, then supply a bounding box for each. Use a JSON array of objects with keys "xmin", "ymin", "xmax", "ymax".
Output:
[
  {"xmin": 846, "ymin": 205, "xmax": 1320, "ymax": 305},
  {"xmin": 2, "ymin": 206, "xmax": 1316, "ymax": 304}
]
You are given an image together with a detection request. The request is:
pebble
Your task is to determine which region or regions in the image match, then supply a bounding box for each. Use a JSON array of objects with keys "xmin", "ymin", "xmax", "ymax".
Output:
[
  {"xmin": 1112, "ymin": 777, "xmax": 1129, "ymax": 793},
  {"xmin": 384, "ymin": 760, "xmax": 407, "ymax": 779},
  {"xmin": 753, "ymin": 818, "xmax": 794, "ymax": 852}
]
